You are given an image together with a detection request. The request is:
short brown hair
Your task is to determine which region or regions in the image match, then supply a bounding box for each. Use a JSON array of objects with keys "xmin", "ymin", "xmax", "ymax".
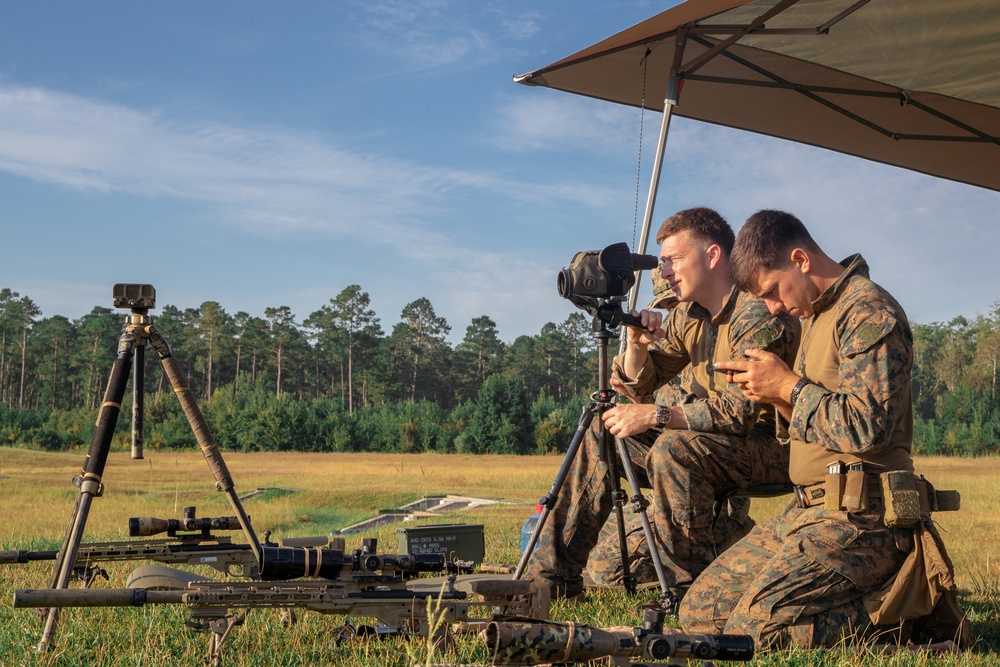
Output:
[
  {"xmin": 730, "ymin": 209, "xmax": 820, "ymax": 290},
  {"xmin": 655, "ymin": 207, "xmax": 734, "ymax": 255}
]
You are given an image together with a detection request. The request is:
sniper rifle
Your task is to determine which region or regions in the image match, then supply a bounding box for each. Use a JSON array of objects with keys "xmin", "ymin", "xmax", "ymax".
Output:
[
  {"xmin": 1, "ymin": 508, "xmax": 457, "ymax": 585},
  {"xmin": 15, "ymin": 574, "xmax": 548, "ymax": 667}
]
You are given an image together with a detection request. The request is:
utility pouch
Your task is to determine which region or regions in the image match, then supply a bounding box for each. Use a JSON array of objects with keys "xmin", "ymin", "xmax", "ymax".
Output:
[
  {"xmin": 934, "ymin": 489, "xmax": 961, "ymax": 512},
  {"xmin": 842, "ymin": 465, "xmax": 867, "ymax": 512},
  {"xmin": 918, "ymin": 476, "xmax": 962, "ymax": 513},
  {"xmin": 881, "ymin": 470, "xmax": 921, "ymax": 527},
  {"xmin": 824, "ymin": 461, "xmax": 845, "ymax": 511}
]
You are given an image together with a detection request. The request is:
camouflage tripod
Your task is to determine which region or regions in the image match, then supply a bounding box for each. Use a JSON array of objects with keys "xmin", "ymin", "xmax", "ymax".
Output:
[
  {"xmin": 36, "ymin": 284, "xmax": 262, "ymax": 653},
  {"xmin": 513, "ymin": 311, "xmax": 673, "ymax": 603}
]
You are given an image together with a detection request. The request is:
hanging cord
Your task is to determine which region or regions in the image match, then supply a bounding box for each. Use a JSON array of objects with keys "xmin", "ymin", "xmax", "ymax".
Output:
[{"xmin": 632, "ymin": 47, "xmax": 652, "ymax": 251}]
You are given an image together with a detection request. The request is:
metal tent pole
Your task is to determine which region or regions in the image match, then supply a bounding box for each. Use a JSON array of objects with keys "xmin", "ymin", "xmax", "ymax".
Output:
[{"xmin": 627, "ymin": 29, "xmax": 688, "ymax": 314}]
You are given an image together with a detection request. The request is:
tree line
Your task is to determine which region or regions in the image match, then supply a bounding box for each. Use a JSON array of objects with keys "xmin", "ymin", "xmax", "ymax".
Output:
[{"xmin": 0, "ymin": 286, "xmax": 996, "ymax": 455}]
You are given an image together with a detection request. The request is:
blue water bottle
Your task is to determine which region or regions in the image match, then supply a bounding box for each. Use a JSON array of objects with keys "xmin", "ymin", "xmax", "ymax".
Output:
[{"xmin": 520, "ymin": 504, "xmax": 544, "ymax": 554}]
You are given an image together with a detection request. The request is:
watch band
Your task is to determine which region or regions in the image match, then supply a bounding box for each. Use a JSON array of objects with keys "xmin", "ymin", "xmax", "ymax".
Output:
[
  {"xmin": 789, "ymin": 377, "xmax": 809, "ymax": 406},
  {"xmin": 655, "ymin": 405, "xmax": 671, "ymax": 428}
]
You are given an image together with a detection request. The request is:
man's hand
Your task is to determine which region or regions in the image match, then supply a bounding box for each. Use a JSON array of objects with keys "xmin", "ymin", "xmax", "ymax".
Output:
[
  {"xmin": 601, "ymin": 404, "xmax": 658, "ymax": 438},
  {"xmin": 625, "ymin": 309, "xmax": 666, "ymax": 346},
  {"xmin": 622, "ymin": 309, "xmax": 667, "ymax": 379},
  {"xmin": 609, "ymin": 371, "xmax": 638, "ymax": 402},
  {"xmin": 715, "ymin": 348, "xmax": 800, "ymax": 407}
]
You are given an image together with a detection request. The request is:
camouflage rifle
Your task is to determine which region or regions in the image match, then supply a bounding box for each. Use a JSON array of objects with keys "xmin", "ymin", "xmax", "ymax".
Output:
[
  {"xmin": 479, "ymin": 605, "xmax": 753, "ymax": 667},
  {"xmin": 15, "ymin": 574, "xmax": 548, "ymax": 667}
]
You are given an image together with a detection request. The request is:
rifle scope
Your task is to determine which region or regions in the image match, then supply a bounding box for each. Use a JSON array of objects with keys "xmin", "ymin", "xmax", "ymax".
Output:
[
  {"xmin": 130, "ymin": 506, "xmax": 241, "ymax": 537},
  {"xmin": 259, "ymin": 547, "xmax": 452, "ymax": 580},
  {"xmin": 129, "ymin": 516, "xmax": 242, "ymax": 537}
]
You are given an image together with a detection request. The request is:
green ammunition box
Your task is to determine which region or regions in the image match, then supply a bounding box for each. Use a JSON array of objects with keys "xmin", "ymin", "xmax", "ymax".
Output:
[{"xmin": 396, "ymin": 523, "xmax": 485, "ymax": 565}]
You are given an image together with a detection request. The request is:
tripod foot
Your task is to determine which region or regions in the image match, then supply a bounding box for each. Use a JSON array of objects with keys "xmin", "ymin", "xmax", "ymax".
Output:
[{"xmin": 660, "ymin": 587, "xmax": 687, "ymax": 617}]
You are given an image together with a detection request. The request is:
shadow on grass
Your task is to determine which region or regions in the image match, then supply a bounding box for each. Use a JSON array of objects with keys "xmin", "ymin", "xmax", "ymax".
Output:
[{"xmin": 962, "ymin": 572, "xmax": 1000, "ymax": 651}]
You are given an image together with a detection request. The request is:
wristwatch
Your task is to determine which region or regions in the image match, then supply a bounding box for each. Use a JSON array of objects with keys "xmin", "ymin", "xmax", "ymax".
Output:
[
  {"xmin": 654, "ymin": 405, "xmax": 671, "ymax": 428},
  {"xmin": 789, "ymin": 377, "xmax": 809, "ymax": 406}
]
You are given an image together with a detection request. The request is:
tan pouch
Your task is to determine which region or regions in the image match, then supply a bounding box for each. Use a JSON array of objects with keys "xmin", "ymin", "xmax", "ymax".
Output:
[
  {"xmin": 824, "ymin": 462, "xmax": 845, "ymax": 510},
  {"xmin": 842, "ymin": 466, "xmax": 867, "ymax": 511},
  {"xmin": 882, "ymin": 470, "xmax": 920, "ymax": 527}
]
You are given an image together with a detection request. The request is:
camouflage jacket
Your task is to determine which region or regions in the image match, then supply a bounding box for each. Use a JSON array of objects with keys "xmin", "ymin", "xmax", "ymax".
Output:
[
  {"xmin": 615, "ymin": 287, "xmax": 799, "ymax": 436},
  {"xmin": 788, "ymin": 254, "xmax": 915, "ymax": 486}
]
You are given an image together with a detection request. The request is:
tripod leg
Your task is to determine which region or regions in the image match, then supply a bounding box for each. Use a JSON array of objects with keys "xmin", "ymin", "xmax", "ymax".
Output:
[
  {"xmin": 513, "ymin": 404, "xmax": 595, "ymax": 580},
  {"xmin": 602, "ymin": 427, "xmax": 636, "ymax": 594},
  {"xmin": 148, "ymin": 329, "xmax": 262, "ymax": 564},
  {"xmin": 131, "ymin": 344, "xmax": 145, "ymax": 460},
  {"xmin": 594, "ymin": 318, "xmax": 635, "ymax": 594},
  {"xmin": 38, "ymin": 330, "xmax": 138, "ymax": 652},
  {"xmin": 613, "ymin": 435, "xmax": 674, "ymax": 604}
]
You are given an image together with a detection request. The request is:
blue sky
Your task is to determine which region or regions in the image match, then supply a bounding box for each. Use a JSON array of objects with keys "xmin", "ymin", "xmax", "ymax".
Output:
[{"xmin": 2, "ymin": 1, "xmax": 998, "ymax": 343}]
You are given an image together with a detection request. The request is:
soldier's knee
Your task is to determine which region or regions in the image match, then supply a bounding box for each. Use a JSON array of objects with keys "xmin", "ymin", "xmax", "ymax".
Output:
[
  {"xmin": 585, "ymin": 558, "xmax": 622, "ymax": 586},
  {"xmin": 678, "ymin": 591, "xmax": 727, "ymax": 634},
  {"xmin": 647, "ymin": 432, "xmax": 709, "ymax": 471}
]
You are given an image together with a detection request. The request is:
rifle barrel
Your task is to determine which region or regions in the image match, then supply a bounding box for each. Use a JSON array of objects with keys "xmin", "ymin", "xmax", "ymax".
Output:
[
  {"xmin": 15, "ymin": 587, "xmax": 184, "ymax": 608},
  {"xmin": 0, "ymin": 549, "xmax": 59, "ymax": 564}
]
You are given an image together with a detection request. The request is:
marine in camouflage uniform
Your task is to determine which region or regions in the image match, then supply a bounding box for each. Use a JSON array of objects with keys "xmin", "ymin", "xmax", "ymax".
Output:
[
  {"xmin": 526, "ymin": 208, "xmax": 799, "ymax": 600},
  {"xmin": 680, "ymin": 211, "xmax": 918, "ymax": 648},
  {"xmin": 585, "ymin": 373, "xmax": 755, "ymax": 589}
]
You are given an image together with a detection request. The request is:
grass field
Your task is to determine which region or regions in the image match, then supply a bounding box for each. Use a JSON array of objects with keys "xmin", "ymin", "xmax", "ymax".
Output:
[{"xmin": 1, "ymin": 448, "xmax": 997, "ymax": 666}]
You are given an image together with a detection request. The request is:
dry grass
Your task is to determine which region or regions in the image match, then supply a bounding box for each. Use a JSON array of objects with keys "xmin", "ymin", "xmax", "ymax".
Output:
[{"xmin": 1, "ymin": 448, "xmax": 997, "ymax": 666}]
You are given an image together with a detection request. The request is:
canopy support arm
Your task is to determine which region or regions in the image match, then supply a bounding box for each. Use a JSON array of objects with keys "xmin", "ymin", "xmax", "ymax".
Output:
[{"xmin": 686, "ymin": 33, "xmax": 1000, "ymax": 145}]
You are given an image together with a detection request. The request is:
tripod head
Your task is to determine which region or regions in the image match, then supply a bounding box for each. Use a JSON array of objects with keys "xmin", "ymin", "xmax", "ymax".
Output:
[
  {"xmin": 112, "ymin": 283, "xmax": 156, "ymax": 311},
  {"xmin": 572, "ymin": 295, "xmax": 645, "ymax": 331},
  {"xmin": 112, "ymin": 283, "xmax": 157, "ymax": 460}
]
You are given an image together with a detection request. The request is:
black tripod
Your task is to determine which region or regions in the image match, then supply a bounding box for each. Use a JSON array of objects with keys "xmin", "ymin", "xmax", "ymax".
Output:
[
  {"xmin": 513, "ymin": 300, "xmax": 673, "ymax": 606},
  {"xmin": 37, "ymin": 284, "xmax": 261, "ymax": 652}
]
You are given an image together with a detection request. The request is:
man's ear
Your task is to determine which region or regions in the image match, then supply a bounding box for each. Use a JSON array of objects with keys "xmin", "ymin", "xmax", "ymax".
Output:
[
  {"xmin": 706, "ymin": 243, "xmax": 723, "ymax": 268},
  {"xmin": 790, "ymin": 247, "xmax": 811, "ymax": 274}
]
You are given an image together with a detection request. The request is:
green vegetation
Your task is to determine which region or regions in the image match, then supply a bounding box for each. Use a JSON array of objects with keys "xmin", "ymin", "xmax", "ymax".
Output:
[{"xmin": 1, "ymin": 286, "xmax": 999, "ymax": 455}]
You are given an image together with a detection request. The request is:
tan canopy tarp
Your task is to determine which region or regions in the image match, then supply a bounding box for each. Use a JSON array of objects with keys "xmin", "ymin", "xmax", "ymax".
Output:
[{"xmin": 515, "ymin": 0, "xmax": 1000, "ymax": 192}]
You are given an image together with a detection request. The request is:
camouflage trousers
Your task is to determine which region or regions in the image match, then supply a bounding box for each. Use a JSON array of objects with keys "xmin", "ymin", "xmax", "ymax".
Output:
[
  {"xmin": 585, "ymin": 496, "xmax": 754, "ymax": 589},
  {"xmin": 525, "ymin": 420, "xmax": 789, "ymax": 597},
  {"xmin": 679, "ymin": 502, "xmax": 908, "ymax": 649}
]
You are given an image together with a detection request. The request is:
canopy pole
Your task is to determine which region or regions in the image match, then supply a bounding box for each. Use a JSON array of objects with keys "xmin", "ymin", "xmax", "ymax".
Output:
[{"xmin": 627, "ymin": 29, "xmax": 688, "ymax": 314}]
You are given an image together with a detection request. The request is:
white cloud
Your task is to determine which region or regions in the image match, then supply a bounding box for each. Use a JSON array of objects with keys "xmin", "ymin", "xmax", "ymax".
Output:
[
  {"xmin": 0, "ymin": 82, "xmax": 584, "ymax": 242},
  {"xmin": 491, "ymin": 93, "xmax": 642, "ymax": 155},
  {"xmin": 343, "ymin": 0, "xmax": 523, "ymax": 73}
]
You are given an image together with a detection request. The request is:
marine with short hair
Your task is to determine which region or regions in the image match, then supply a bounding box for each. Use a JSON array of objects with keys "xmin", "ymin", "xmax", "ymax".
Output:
[
  {"xmin": 525, "ymin": 207, "xmax": 799, "ymax": 601},
  {"xmin": 684, "ymin": 209, "xmax": 968, "ymax": 649}
]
